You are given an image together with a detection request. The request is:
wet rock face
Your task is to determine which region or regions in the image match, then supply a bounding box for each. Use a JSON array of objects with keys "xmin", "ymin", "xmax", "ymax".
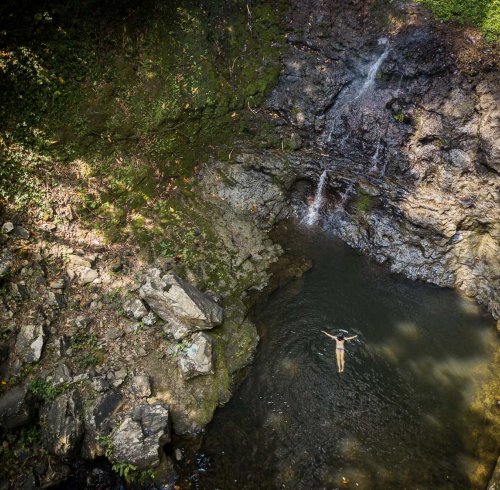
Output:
[
  {"xmin": 139, "ymin": 270, "xmax": 223, "ymax": 339},
  {"xmin": 111, "ymin": 403, "xmax": 170, "ymax": 469},
  {"xmin": 213, "ymin": 0, "xmax": 499, "ymax": 318}
]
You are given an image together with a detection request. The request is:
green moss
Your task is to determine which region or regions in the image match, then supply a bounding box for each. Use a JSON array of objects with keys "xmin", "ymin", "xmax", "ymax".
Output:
[
  {"xmin": 0, "ymin": 0, "xmax": 287, "ymax": 253},
  {"xmin": 355, "ymin": 193, "xmax": 374, "ymax": 214},
  {"xmin": 417, "ymin": 0, "xmax": 500, "ymax": 41}
]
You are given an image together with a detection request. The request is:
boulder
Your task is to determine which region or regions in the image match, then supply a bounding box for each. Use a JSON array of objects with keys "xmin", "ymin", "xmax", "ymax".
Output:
[
  {"xmin": 139, "ymin": 270, "xmax": 223, "ymax": 339},
  {"xmin": 82, "ymin": 391, "xmax": 123, "ymax": 459},
  {"xmin": 0, "ymin": 384, "xmax": 35, "ymax": 429},
  {"xmin": 79, "ymin": 268, "xmax": 99, "ymax": 285},
  {"xmin": 41, "ymin": 391, "xmax": 84, "ymax": 456},
  {"xmin": 111, "ymin": 403, "xmax": 170, "ymax": 469},
  {"xmin": 178, "ymin": 332, "xmax": 214, "ymax": 380},
  {"xmin": 131, "ymin": 374, "xmax": 151, "ymax": 398},
  {"xmin": 15, "ymin": 325, "xmax": 45, "ymax": 363},
  {"xmin": 123, "ymin": 298, "xmax": 148, "ymax": 320}
]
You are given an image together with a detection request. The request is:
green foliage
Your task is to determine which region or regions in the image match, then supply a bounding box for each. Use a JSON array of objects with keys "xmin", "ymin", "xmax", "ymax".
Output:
[
  {"xmin": 417, "ymin": 0, "xmax": 500, "ymax": 41},
  {"xmin": 355, "ymin": 193, "xmax": 374, "ymax": 214},
  {"xmin": 71, "ymin": 331, "xmax": 104, "ymax": 368},
  {"xmin": 28, "ymin": 378, "xmax": 66, "ymax": 402},
  {"xmin": 393, "ymin": 111, "xmax": 406, "ymax": 123},
  {"xmin": 112, "ymin": 462, "xmax": 155, "ymax": 484},
  {"xmin": 159, "ymin": 240, "xmax": 173, "ymax": 258},
  {"xmin": 97, "ymin": 434, "xmax": 114, "ymax": 459},
  {"xmin": 17, "ymin": 424, "xmax": 42, "ymax": 448}
]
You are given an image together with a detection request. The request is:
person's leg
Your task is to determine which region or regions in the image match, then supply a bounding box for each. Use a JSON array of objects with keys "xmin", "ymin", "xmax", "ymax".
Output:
[
  {"xmin": 340, "ymin": 350, "xmax": 345, "ymax": 372},
  {"xmin": 335, "ymin": 350, "xmax": 341, "ymax": 372}
]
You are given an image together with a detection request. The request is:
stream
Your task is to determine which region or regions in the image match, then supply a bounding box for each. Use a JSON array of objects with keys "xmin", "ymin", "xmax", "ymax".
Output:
[{"xmin": 188, "ymin": 224, "xmax": 496, "ymax": 489}]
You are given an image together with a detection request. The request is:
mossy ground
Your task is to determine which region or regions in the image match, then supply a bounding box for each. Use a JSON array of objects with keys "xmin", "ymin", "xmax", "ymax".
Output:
[
  {"xmin": 0, "ymin": 0, "xmax": 287, "ymax": 293},
  {"xmin": 417, "ymin": 0, "xmax": 500, "ymax": 41}
]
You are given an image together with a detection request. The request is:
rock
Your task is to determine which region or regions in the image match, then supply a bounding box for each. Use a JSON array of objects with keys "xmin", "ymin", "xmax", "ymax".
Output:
[
  {"xmin": 142, "ymin": 311, "xmax": 157, "ymax": 327},
  {"xmin": 67, "ymin": 255, "xmax": 92, "ymax": 268},
  {"xmin": 178, "ymin": 332, "xmax": 214, "ymax": 380},
  {"xmin": 0, "ymin": 260, "xmax": 10, "ymax": 280},
  {"xmin": 105, "ymin": 327, "xmax": 122, "ymax": 340},
  {"xmin": 131, "ymin": 375, "xmax": 151, "ymax": 398},
  {"xmin": 15, "ymin": 325, "xmax": 45, "ymax": 363},
  {"xmin": 49, "ymin": 279, "xmax": 65, "ymax": 289},
  {"xmin": 79, "ymin": 267, "xmax": 99, "ymax": 285},
  {"xmin": 110, "ymin": 257, "xmax": 123, "ymax": 272},
  {"xmin": 0, "ymin": 384, "xmax": 35, "ymax": 429},
  {"xmin": 57, "ymin": 336, "xmax": 72, "ymax": 356},
  {"xmin": 123, "ymin": 298, "xmax": 148, "ymax": 320},
  {"xmin": 11, "ymin": 226, "xmax": 30, "ymax": 239},
  {"xmin": 488, "ymin": 456, "xmax": 500, "ymax": 490},
  {"xmin": 111, "ymin": 403, "xmax": 170, "ymax": 469},
  {"xmin": 90, "ymin": 377, "xmax": 110, "ymax": 393},
  {"xmin": 46, "ymin": 291, "xmax": 65, "ymax": 308},
  {"xmin": 11, "ymin": 283, "xmax": 29, "ymax": 301},
  {"xmin": 41, "ymin": 391, "xmax": 84, "ymax": 456},
  {"xmin": 139, "ymin": 270, "xmax": 223, "ymax": 339},
  {"xmin": 53, "ymin": 364, "xmax": 72, "ymax": 386},
  {"xmin": 82, "ymin": 391, "xmax": 124, "ymax": 459},
  {"xmin": 1, "ymin": 222, "xmax": 14, "ymax": 234},
  {"xmin": 114, "ymin": 368, "xmax": 128, "ymax": 380},
  {"xmin": 74, "ymin": 316, "xmax": 91, "ymax": 329}
]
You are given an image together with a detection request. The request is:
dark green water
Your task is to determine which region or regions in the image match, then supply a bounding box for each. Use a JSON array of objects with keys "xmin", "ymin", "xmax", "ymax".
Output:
[{"xmin": 192, "ymin": 227, "xmax": 496, "ymax": 489}]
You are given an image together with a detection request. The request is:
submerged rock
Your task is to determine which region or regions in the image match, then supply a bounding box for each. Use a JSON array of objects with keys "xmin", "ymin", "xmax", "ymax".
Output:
[
  {"xmin": 178, "ymin": 332, "xmax": 214, "ymax": 380},
  {"xmin": 41, "ymin": 391, "xmax": 84, "ymax": 456},
  {"xmin": 111, "ymin": 403, "xmax": 170, "ymax": 469},
  {"xmin": 139, "ymin": 270, "xmax": 223, "ymax": 339}
]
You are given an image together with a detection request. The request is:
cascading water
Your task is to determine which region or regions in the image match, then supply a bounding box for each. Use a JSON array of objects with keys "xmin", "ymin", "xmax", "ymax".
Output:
[
  {"xmin": 304, "ymin": 169, "xmax": 328, "ymax": 225},
  {"xmin": 326, "ymin": 37, "xmax": 390, "ymax": 143},
  {"xmin": 356, "ymin": 38, "xmax": 390, "ymax": 98}
]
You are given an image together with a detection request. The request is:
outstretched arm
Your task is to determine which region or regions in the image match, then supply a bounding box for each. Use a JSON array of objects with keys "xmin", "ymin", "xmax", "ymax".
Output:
[
  {"xmin": 321, "ymin": 330, "xmax": 337, "ymax": 340},
  {"xmin": 345, "ymin": 335, "xmax": 358, "ymax": 341}
]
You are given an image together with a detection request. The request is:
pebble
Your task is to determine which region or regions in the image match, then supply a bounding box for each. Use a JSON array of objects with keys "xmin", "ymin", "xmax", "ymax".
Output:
[
  {"xmin": 49, "ymin": 279, "xmax": 65, "ymax": 289},
  {"xmin": 1, "ymin": 222, "xmax": 14, "ymax": 234},
  {"xmin": 106, "ymin": 328, "xmax": 122, "ymax": 340}
]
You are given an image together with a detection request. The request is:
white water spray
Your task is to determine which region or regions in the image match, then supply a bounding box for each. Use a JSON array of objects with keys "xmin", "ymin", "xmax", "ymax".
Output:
[
  {"xmin": 340, "ymin": 181, "xmax": 355, "ymax": 207},
  {"xmin": 305, "ymin": 170, "xmax": 328, "ymax": 225},
  {"xmin": 327, "ymin": 38, "xmax": 390, "ymax": 143},
  {"xmin": 356, "ymin": 39, "xmax": 390, "ymax": 100}
]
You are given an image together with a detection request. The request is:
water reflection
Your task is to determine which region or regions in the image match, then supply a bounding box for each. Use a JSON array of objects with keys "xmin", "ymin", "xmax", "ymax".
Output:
[{"xmin": 192, "ymin": 228, "xmax": 496, "ymax": 489}]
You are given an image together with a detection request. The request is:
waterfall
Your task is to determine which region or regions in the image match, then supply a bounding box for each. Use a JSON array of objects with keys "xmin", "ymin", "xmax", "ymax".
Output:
[
  {"xmin": 326, "ymin": 38, "xmax": 390, "ymax": 143},
  {"xmin": 305, "ymin": 170, "xmax": 328, "ymax": 225},
  {"xmin": 356, "ymin": 40, "xmax": 390, "ymax": 100}
]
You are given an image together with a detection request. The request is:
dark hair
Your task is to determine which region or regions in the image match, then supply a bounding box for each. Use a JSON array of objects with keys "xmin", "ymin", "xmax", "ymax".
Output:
[{"xmin": 337, "ymin": 333, "xmax": 344, "ymax": 340}]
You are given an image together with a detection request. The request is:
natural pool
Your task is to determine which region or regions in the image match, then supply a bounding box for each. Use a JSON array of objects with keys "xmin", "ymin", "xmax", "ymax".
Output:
[{"xmin": 187, "ymin": 225, "xmax": 497, "ymax": 489}]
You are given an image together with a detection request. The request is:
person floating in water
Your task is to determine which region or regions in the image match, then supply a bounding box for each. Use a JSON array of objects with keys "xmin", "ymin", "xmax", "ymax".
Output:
[{"xmin": 322, "ymin": 330, "xmax": 358, "ymax": 373}]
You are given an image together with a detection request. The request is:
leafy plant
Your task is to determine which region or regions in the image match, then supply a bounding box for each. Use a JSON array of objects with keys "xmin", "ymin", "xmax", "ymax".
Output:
[
  {"xmin": 112, "ymin": 463, "xmax": 155, "ymax": 483},
  {"xmin": 28, "ymin": 378, "xmax": 66, "ymax": 402},
  {"xmin": 417, "ymin": 0, "xmax": 500, "ymax": 41}
]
